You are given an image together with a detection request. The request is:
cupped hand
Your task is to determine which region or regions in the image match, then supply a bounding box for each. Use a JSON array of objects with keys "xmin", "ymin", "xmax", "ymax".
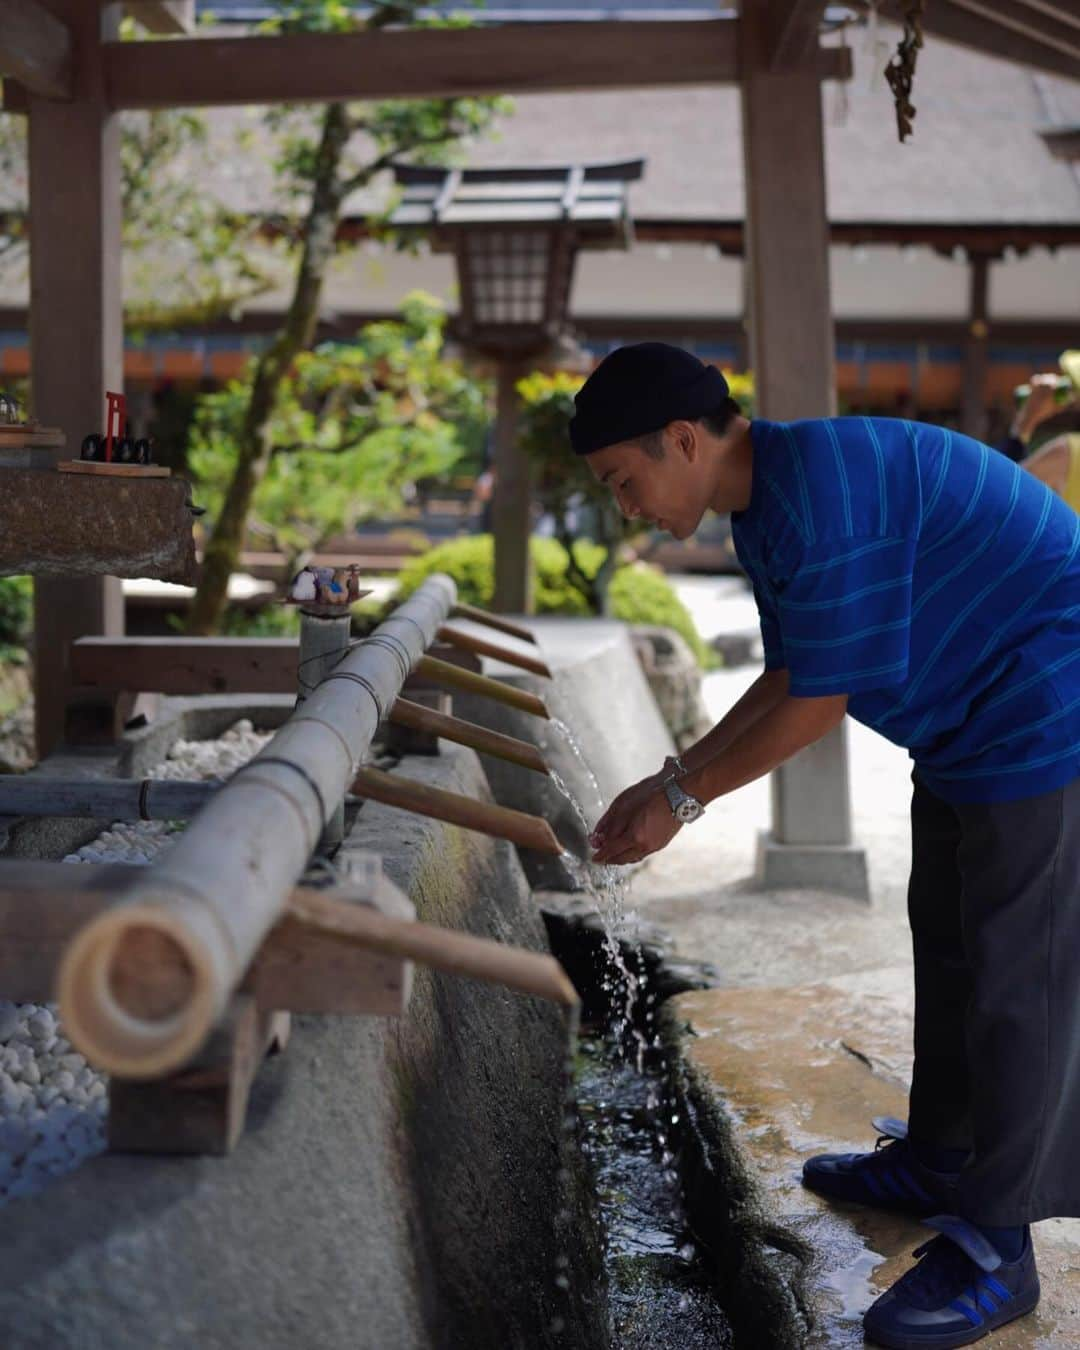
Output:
[
  {"xmin": 589, "ymin": 771, "xmax": 665, "ymax": 853},
  {"xmin": 590, "ymin": 787, "xmax": 681, "ymax": 866}
]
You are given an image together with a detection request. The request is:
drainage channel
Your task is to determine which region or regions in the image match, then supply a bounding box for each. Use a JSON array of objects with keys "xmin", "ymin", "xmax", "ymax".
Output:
[{"xmin": 544, "ymin": 904, "xmax": 737, "ymax": 1349}]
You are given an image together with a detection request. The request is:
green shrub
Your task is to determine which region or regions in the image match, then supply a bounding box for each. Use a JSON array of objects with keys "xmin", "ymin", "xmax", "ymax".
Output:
[
  {"xmin": 0, "ymin": 576, "xmax": 32, "ymax": 656},
  {"xmin": 396, "ymin": 535, "xmax": 715, "ymax": 668}
]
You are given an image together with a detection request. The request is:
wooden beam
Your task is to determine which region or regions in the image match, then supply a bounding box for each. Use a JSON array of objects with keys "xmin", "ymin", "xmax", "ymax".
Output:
[
  {"xmin": 765, "ymin": 0, "xmax": 829, "ymax": 70},
  {"xmin": 1041, "ymin": 126, "xmax": 1080, "ymax": 161},
  {"xmin": 29, "ymin": 1, "xmax": 125, "ymax": 759},
  {"xmin": 436, "ymin": 624, "xmax": 551, "ymax": 678},
  {"xmin": 101, "ymin": 21, "xmax": 852, "ymax": 110},
  {"xmin": 739, "ymin": 4, "xmax": 862, "ymax": 894},
  {"xmin": 0, "ymin": 0, "xmax": 72, "ymax": 100},
  {"xmin": 866, "ymin": 0, "xmax": 1080, "ymax": 81},
  {"xmin": 122, "ymin": 1, "xmax": 195, "ymax": 36}
]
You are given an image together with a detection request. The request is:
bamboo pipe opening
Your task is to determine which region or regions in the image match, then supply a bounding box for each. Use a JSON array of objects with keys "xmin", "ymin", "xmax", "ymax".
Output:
[{"xmin": 57, "ymin": 904, "xmax": 219, "ymax": 1079}]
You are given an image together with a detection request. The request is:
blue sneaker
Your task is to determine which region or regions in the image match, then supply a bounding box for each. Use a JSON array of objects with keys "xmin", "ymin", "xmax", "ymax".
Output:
[
  {"xmin": 801, "ymin": 1116, "xmax": 957, "ymax": 1215},
  {"xmin": 863, "ymin": 1215, "xmax": 1040, "ymax": 1348}
]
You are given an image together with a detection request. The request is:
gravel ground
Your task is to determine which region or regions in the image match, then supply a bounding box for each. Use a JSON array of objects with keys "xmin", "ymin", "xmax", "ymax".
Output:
[{"xmin": 0, "ymin": 719, "xmax": 271, "ymax": 1206}]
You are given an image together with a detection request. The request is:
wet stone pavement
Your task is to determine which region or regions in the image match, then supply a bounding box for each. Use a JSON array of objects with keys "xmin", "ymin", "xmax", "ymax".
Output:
[{"xmin": 628, "ymin": 583, "xmax": 1080, "ymax": 1349}]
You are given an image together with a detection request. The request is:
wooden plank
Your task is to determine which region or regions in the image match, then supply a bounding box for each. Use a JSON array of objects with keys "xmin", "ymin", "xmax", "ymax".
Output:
[
  {"xmin": 0, "ymin": 0, "xmax": 72, "ymax": 100},
  {"xmin": 108, "ymin": 994, "xmax": 272, "ymax": 1153},
  {"xmin": 58, "ymin": 459, "xmax": 170, "ymax": 477},
  {"xmin": 71, "ymin": 635, "xmax": 299, "ymax": 694},
  {"xmin": 0, "ymin": 423, "xmax": 64, "ymax": 446},
  {"xmin": 28, "ymin": 1, "xmax": 125, "ymax": 758},
  {"xmin": 101, "ymin": 21, "xmax": 851, "ymax": 110},
  {"xmin": 122, "ymin": 1, "xmax": 195, "ymax": 36},
  {"xmin": 350, "ymin": 765, "xmax": 562, "ymax": 855}
]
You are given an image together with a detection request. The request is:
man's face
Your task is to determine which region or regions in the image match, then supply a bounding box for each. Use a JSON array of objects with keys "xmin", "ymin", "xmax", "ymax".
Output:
[{"xmin": 586, "ymin": 423, "xmax": 705, "ymax": 540}]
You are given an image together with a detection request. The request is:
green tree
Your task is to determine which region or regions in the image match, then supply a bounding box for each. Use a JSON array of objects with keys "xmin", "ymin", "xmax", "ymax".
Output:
[
  {"xmin": 186, "ymin": 0, "xmax": 504, "ymax": 633},
  {"xmin": 188, "ymin": 292, "xmax": 488, "ymax": 580}
]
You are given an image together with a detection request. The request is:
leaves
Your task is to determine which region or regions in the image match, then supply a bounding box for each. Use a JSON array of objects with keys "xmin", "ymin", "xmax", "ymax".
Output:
[{"xmin": 187, "ymin": 292, "xmax": 490, "ymax": 561}]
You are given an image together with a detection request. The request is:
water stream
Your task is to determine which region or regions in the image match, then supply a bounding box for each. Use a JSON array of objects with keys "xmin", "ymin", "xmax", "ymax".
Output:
[{"xmin": 543, "ymin": 718, "xmax": 734, "ymax": 1348}]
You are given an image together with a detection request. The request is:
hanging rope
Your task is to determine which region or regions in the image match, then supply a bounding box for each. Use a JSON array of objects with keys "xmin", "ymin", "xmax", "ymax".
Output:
[{"xmin": 884, "ymin": 0, "xmax": 925, "ymax": 142}]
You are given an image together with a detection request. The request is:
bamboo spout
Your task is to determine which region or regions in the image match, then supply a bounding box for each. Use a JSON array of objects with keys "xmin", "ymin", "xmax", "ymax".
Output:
[
  {"xmin": 388, "ymin": 698, "xmax": 547, "ymax": 774},
  {"xmin": 58, "ymin": 574, "xmax": 459, "ymax": 1080},
  {"xmin": 451, "ymin": 603, "xmax": 538, "ymax": 646},
  {"xmin": 289, "ymin": 888, "xmax": 579, "ymax": 1007},
  {"xmin": 436, "ymin": 625, "xmax": 552, "ymax": 678},
  {"xmin": 350, "ymin": 766, "xmax": 561, "ymax": 855},
  {"xmin": 415, "ymin": 655, "xmax": 550, "ymax": 719}
]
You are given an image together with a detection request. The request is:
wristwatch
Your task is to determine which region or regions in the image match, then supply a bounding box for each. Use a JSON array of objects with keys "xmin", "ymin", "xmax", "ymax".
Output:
[{"xmin": 663, "ymin": 778, "xmax": 705, "ymax": 825}]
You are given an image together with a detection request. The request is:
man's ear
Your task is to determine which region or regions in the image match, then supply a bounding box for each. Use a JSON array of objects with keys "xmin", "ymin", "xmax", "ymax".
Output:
[{"xmin": 671, "ymin": 420, "xmax": 698, "ymax": 463}]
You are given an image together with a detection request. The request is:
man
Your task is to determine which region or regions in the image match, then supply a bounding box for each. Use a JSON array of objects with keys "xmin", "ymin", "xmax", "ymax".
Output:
[{"xmin": 572, "ymin": 342, "xmax": 1080, "ymax": 1349}]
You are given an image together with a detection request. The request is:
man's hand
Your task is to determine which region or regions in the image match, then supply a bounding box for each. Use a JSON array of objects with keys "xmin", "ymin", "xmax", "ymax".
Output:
[
  {"xmin": 589, "ymin": 770, "xmax": 665, "ymax": 854},
  {"xmin": 590, "ymin": 785, "xmax": 681, "ymax": 866}
]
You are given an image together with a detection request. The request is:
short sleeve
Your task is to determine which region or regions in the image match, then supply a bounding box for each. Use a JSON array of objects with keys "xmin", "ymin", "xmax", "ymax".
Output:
[
  {"xmin": 751, "ymin": 576, "xmax": 785, "ymax": 671},
  {"xmin": 774, "ymin": 535, "xmax": 917, "ymax": 697}
]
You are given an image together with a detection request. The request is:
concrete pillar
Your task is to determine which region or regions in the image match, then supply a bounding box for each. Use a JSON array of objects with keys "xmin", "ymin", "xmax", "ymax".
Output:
[
  {"xmin": 491, "ymin": 357, "xmax": 533, "ymax": 615},
  {"xmin": 740, "ymin": 5, "xmax": 868, "ymax": 900},
  {"xmin": 28, "ymin": 1, "xmax": 124, "ymax": 757},
  {"xmin": 961, "ymin": 254, "xmax": 990, "ymax": 442}
]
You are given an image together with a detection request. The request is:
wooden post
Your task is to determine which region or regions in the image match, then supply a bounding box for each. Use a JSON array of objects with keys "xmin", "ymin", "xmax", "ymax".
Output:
[
  {"xmin": 28, "ymin": 1, "xmax": 125, "ymax": 757},
  {"xmin": 740, "ymin": 2, "xmax": 868, "ymax": 900},
  {"xmin": 962, "ymin": 254, "xmax": 990, "ymax": 442},
  {"xmin": 491, "ymin": 357, "xmax": 533, "ymax": 616}
]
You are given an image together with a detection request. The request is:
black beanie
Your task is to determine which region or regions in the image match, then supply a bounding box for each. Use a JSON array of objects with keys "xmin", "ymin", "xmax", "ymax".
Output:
[{"xmin": 568, "ymin": 342, "xmax": 730, "ymax": 456}]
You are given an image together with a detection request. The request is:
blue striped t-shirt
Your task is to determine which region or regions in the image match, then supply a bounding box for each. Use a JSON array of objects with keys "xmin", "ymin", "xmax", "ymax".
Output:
[{"xmin": 731, "ymin": 416, "xmax": 1080, "ymax": 804}]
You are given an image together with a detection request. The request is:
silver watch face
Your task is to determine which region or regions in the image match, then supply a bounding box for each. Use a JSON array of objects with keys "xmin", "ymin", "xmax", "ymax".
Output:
[{"xmin": 675, "ymin": 796, "xmax": 704, "ymax": 824}]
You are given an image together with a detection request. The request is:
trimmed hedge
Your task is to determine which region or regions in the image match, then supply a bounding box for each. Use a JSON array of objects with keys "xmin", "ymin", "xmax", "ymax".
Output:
[{"xmin": 395, "ymin": 535, "xmax": 714, "ymax": 668}]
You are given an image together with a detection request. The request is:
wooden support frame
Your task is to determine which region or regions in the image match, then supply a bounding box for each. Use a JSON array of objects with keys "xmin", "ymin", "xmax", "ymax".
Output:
[
  {"xmin": 122, "ymin": 1, "xmax": 195, "ymax": 36},
  {"xmin": 0, "ymin": 0, "xmax": 73, "ymax": 99},
  {"xmin": 28, "ymin": 0, "xmax": 125, "ymax": 759},
  {"xmin": 100, "ymin": 21, "xmax": 852, "ymax": 111},
  {"xmin": 107, "ymin": 995, "xmax": 288, "ymax": 1156}
]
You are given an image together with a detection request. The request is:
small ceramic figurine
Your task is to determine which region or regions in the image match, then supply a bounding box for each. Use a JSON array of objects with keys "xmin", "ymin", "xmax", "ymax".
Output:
[
  {"xmin": 288, "ymin": 566, "xmax": 318, "ymax": 602},
  {"xmin": 0, "ymin": 393, "xmax": 22, "ymax": 425},
  {"xmin": 346, "ymin": 566, "xmax": 362, "ymax": 603}
]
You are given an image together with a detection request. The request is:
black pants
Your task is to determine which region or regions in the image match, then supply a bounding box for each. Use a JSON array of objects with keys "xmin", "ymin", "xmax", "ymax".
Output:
[{"xmin": 908, "ymin": 771, "xmax": 1080, "ymax": 1225}]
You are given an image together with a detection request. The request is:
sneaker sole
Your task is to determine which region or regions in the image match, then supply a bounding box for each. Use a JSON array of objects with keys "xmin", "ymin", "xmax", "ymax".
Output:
[{"xmin": 864, "ymin": 1282, "xmax": 1040, "ymax": 1350}]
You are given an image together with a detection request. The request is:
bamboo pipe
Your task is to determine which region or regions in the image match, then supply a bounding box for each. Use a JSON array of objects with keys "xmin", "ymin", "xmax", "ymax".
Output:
[
  {"xmin": 388, "ymin": 698, "xmax": 547, "ymax": 774},
  {"xmin": 415, "ymin": 655, "xmax": 550, "ymax": 719},
  {"xmin": 57, "ymin": 574, "xmax": 458, "ymax": 1080},
  {"xmin": 0, "ymin": 703, "xmax": 549, "ymax": 825},
  {"xmin": 451, "ymin": 602, "xmax": 538, "ymax": 646},
  {"xmin": 436, "ymin": 625, "xmax": 552, "ymax": 679},
  {"xmin": 290, "ymin": 888, "xmax": 579, "ymax": 1007},
  {"xmin": 0, "ymin": 861, "xmax": 578, "ymax": 1010},
  {"xmin": 0, "ymin": 776, "xmax": 216, "ymax": 821},
  {"xmin": 350, "ymin": 765, "xmax": 561, "ymax": 855}
]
